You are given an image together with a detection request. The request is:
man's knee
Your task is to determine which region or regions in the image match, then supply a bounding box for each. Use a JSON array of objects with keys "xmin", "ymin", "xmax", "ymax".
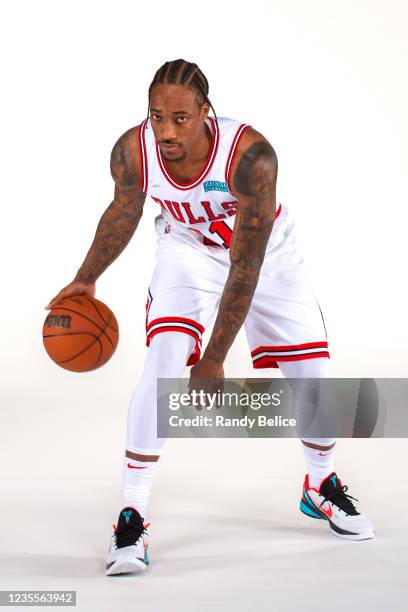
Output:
[
  {"xmin": 147, "ymin": 331, "xmax": 196, "ymax": 374},
  {"xmin": 279, "ymin": 357, "xmax": 330, "ymax": 378}
]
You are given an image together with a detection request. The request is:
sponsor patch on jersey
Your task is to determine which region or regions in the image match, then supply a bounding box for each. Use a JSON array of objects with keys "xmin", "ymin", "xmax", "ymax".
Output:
[{"xmin": 203, "ymin": 180, "xmax": 229, "ymax": 193}]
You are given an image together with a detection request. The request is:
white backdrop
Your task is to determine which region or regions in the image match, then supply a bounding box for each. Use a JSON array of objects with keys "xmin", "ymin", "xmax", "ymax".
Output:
[
  {"xmin": 1, "ymin": 1, "xmax": 407, "ymax": 608},
  {"xmin": 2, "ymin": 0, "xmax": 407, "ymax": 394}
]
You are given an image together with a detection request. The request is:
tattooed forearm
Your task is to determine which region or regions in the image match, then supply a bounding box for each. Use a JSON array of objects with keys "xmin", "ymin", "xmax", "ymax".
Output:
[
  {"xmin": 74, "ymin": 195, "xmax": 144, "ymax": 283},
  {"xmin": 75, "ymin": 127, "xmax": 146, "ymax": 284},
  {"xmin": 203, "ymin": 138, "xmax": 278, "ymax": 363}
]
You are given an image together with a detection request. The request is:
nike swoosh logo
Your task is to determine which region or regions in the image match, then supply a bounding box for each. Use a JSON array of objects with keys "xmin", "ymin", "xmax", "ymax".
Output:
[
  {"xmin": 318, "ymin": 452, "xmax": 330, "ymax": 456},
  {"xmin": 127, "ymin": 463, "xmax": 148, "ymax": 469},
  {"xmin": 320, "ymin": 503, "xmax": 333, "ymax": 518}
]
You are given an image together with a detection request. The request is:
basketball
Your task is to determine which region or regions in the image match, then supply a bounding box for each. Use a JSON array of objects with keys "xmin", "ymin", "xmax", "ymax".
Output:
[{"xmin": 43, "ymin": 295, "xmax": 119, "ymax": 372}]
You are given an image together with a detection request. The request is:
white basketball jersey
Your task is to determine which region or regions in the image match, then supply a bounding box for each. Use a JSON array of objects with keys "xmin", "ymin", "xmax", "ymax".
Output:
[
  {"xmin": 137, "ymin": 118, "xmax": 328, "ymax": 371},
  {"xmin": 138, "ymin": 116, "xmax": 280, "ymax": 249}
]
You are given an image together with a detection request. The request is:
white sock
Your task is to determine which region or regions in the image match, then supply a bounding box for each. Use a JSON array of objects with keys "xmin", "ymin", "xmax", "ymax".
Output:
[
  {"xmin": 122, "ymin": 455, "xmax": 159, "ymax": 519},
  {"xmin": 301, "ymin": 438, "xmax": 336, "ymax": 490}
]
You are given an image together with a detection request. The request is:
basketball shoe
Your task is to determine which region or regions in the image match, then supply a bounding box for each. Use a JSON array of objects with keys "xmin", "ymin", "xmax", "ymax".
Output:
[
  {"xmin": 105, "ymin": 507, "xmax": 150, "ymax": 575},
  {"xmin": 300, "ymin": 472, "xmax": 375, "ymax": 540}
]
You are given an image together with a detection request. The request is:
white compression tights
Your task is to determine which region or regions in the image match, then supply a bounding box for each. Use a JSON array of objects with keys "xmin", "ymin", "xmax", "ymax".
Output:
[
  {"xmin": 121, "ymin": 332, "xmax": 195, "ymax": 516},
  {"xmin": 125, "ymin": 346, "xmax": 334, "ymax": 457},
  {"xmin": 277, "ymin": 357, "xmax": 330, "ymax": 378},
  {"xmin": 125, "ymin": 331, "xmax": 196, "ymax": 454},
  {"xmin": 278, "ymin": 358, "xmax": 336, "ymax": 489}
]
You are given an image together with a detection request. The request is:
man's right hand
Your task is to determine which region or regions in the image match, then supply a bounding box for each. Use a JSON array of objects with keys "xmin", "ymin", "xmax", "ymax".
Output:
[{"xmin": 45, "ymin": 280, "xmax": 96, "ymax": 310}]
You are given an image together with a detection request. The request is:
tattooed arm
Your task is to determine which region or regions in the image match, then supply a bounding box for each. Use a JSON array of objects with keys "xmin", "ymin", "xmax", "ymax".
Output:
[
  {"xmin": 74, "ymin": 127, "xmax": 146, "ymax": 283},
  {"xmin": 45, "ymin": 126, "xmax": 146, "ymax": 309},
  {"xmin": 193, "ymin": 128, "xmax": 278, "ymax": 371}
]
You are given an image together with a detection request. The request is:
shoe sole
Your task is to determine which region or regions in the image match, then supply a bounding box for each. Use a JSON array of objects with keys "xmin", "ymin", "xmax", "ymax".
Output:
[
  {"xmin": 331, "ymin": 529, "xmax": 375, "ymax": 541},
  {"xmin": 106, "ymin": 556, "xmax": 149, "ymax": 576}
]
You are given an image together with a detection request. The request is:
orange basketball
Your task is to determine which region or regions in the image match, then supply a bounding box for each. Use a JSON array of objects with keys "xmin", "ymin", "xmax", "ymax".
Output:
[{"xmin": 43, "ymin": 295, "xmax": 119, "ymax": 372}]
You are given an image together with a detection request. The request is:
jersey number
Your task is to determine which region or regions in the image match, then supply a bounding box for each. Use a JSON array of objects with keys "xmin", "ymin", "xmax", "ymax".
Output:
[{"xmin": 204, "ymin": 221, "xmax": 233, "ymax": 249}]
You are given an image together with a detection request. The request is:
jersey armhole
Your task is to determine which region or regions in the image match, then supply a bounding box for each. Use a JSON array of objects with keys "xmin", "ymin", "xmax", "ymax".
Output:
[
  {"xmin": 137, "ymin": 119, "xmax": 149, "ymax": 193},
  {"xmin": 224, "ymin": 123, "xmax": 251, "ymax": 194}
]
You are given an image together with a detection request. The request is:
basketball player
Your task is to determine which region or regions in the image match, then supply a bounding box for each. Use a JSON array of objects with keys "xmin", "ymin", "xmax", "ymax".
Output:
[{"xmin": 45, "ymin": 59, "xmax": 374, "ymax": 575}]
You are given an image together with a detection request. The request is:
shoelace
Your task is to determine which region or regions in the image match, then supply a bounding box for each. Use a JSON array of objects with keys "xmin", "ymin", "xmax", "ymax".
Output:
[
  {"xmin": 114, "ymin": 522, "xmax": 148, "ymax": 549},
  {"xmin": 320, "ymin": 484, "xmax": 360, "ymax": 516}
]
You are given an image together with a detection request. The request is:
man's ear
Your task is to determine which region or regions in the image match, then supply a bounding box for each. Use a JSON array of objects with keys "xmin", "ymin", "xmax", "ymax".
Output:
[{"xmin": 200, "ymin": 102, "xmax": 210, "ymax": 121}]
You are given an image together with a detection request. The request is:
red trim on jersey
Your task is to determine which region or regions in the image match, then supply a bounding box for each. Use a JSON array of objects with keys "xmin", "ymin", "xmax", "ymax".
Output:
[
  {"xmin": 155, "ymin": 117, "xmax": 220, "ymax": 191},
  {"xmin": 147, "ymin": 325, "xmax": 200, "ymax": 345},
  {"xmin": 137, "ymin": 125, "xmax": 144, "ymax": 191},
  {"xmin": 138, "ymin": 119, "xmax": 149, "ymax": 192},
  {"xmin": 274, "ymin": 203, "xmax": 282, "ymax": 220},
  {"xmin": 251, "ymin": 340, "xmax": 330, "ymax": 369},
  {"xmin": 186, "ymin": 349, "xmax": 201, "ymax": 366},
  {"xmin": 146, "ymin": 316, "xmax": 205, "ymax": 335},
  {"xmin": 251, "ymin": 341, "xmax": 329, "ymax": 358},
  {"xmin": 225, "ymin": 123, "xmax": 251, "ymax": 193},
  {"xmin": 252, "ymin": 352, "xmax": 330, "ymax": 369},
  {"xmin": 146, "ymin": 317, "xmax": 205, "ymax": 367}
]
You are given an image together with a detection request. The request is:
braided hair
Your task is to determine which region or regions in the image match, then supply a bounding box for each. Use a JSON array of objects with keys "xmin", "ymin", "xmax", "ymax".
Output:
[{"xmin": 147, "ymin": 59, "xmax": 218, "ymax": 125}]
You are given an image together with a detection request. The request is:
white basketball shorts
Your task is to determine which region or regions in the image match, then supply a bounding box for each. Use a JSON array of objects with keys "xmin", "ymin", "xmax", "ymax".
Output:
[{"xmin": 145, "ymin": 204, "xmax": 330, "ymax": 369}]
